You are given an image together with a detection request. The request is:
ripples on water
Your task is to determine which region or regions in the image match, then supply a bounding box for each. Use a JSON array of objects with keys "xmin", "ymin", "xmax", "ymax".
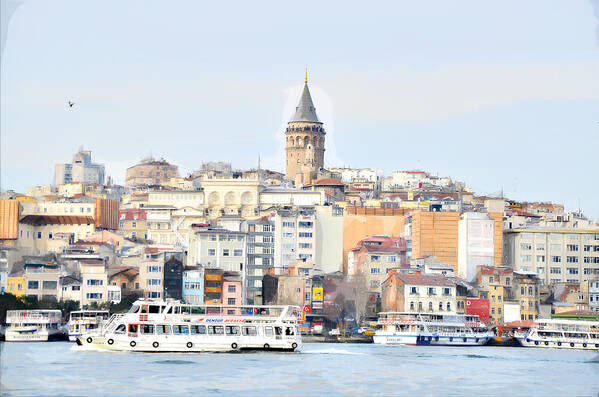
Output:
[{"xmin": 1, "ymin": 342, "xmax": 598, "ymax": 396}]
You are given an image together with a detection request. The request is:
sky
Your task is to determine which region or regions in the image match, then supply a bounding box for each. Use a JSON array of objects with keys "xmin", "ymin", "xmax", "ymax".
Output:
[{"xmin": 1, "ymin": 0, "xmax": 598, "ymax": 219}]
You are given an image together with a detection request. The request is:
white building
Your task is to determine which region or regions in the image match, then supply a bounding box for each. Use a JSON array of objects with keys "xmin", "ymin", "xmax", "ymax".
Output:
[
  {"xmin": 503, "ymin": 229, "xmax": 599, "ymax": 285},
  {"xmin": 54, "ymin": 148, "xmax": 105, "ymax": 186},
  {"xmin": 273, "ymin": 207, "xmax": 317, "ymax": 267},
  {"xmin": 314, "ymin": 205, "xmax": 344, "ymax": 273},
  {"xmin": 327, "ymin": 167, "xmax": 383, "ymax": 184},
  {"xmin": 458, "ymin": 212, "xmax": 495, "ymax": 282},
  {"xmin": 187, "ymin": 226, "xmax": 247, "ymax": 273}
]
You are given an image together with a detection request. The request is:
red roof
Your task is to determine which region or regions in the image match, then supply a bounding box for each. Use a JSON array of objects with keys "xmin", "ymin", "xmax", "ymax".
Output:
[
  {"xmin": 311, "ymin": 178, "xmax": 344, "ymax": 186},
  {"xmin": 119, "ymin": 209, "xmax": 147, "ymax": 221},
  {"xmin": 80, "ymin": 259, "xmax": 104, "ymax": 265},
  {"xmin": 363, "ymin": 245, "xmax": 405, "ymax": 253}
]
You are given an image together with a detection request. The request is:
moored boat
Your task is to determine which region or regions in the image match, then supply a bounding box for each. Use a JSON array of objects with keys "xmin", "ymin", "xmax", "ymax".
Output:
[
  {"xmin": 77, "ymin": 300, "xmax": 302, "ymax": 352},
  {"xmin": 373, "ymin": 312, "xmax": 493, "ymax": 346},
  {"xmin": 5, "ymin": 310, "xmax": 64, "ymax": 342},
  {"xmin": 516, "ymin": 319, "xmax": 599, "ymax": 350},
  {"xmin": 68, "ymin": 310, "xmax": 110, "ymax": 342}
]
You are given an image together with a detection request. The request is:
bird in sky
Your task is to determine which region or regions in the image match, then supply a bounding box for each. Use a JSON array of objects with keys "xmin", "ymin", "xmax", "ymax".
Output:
[{"xmin": 68, "ymin": 101, "xmax": 74, "ymax": 108}]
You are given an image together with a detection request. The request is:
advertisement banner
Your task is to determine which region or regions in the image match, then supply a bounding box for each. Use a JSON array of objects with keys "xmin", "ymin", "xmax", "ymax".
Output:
[{"xmin": 312, "ymin": 287, "xmax": 323, "ymax": 301}]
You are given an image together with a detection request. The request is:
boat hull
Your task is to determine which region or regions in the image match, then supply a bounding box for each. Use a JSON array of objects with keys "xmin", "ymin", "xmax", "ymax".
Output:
[
  {"xmin": 77, "ymin": 334, "xmax": 301, "ymax": 353},
  {"xmin": 5, "ymin": 328, "xmax": 63, "ymax": 342},
  {"xmin": 374, "ymin": 332, "xmax": 492, "ymax": 346},
  {"xmin": 517, "ymin": 337, "xmax": 599, "ymax": 350}
]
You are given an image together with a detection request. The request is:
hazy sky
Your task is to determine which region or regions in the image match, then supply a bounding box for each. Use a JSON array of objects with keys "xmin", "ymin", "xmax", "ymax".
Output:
[{"xmin": 1, "ymin": 1, "xmax": 598, "ymax": 218}]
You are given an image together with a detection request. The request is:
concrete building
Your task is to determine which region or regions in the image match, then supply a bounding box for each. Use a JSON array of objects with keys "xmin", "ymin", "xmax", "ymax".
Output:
[
  {"xmin": 24, "ymin": 262, "xmax": 61, "ymax": 301},
  {"xmin": 59, "ymin": 275, "xmax": 82, "ymax": 303},
  {"xmin": 514, "ymin": 271, "xmax": 541, "ymax": 321},
  {"xmin": 273, "ymin": 207, "xmax": 317, "ymax": 267},
  {"xmin": 458, "ymin": 212, "xmax": 496, "ymax": 282},
  {"xmin": 314, "ymin": 205, "xmax": 344, "ymax": 274},
  {"xmin": 476, "ymin": 265, "xmax": 515, "ymax": 324},
  {"xmin": 241, "ymin": 218, "xmax": 274, "ymax": 305},
  {"xmin": 583, "ymin": 280, "xmax": 599, "ymax": 312},
  {"xmin": 182, "ymin": 266, "xmax": 204, "ymax": 304},
  {"xmin": 187, "ymin": 226, "xmax": 247, "ymax": 273},
  {"xmin": 138, "ymin": 248, "xmax": 165, "ymax": 299},
  {"xmin": 285, "ymin": 76, "xmax": 326, "ymax": 186},
  {"xmin": 80, "ymin": 259, "xmax": 108, "ymax": 306},
  {"xmin": 54, "ymin": 148, "xmax": 105, "ymax": 186},
  {"xmin": 163, "ymin": 252, "xmax": 184, "ymax": 300},
  {"xmin": 503, "ymin": 229, "xmax": 599, "ymax": 285},
  {"xmin": 125, "ymin": 157, "xmax": 179, "ymax": 187},
  {"xmin": 118, "ymin": 209, "xmax": 147, "ymax": 240},
  {"xmin": 222, "ymin": 272, "xmax": 243, "ymax": 309},
  {"xmin": 382, "ymin": 272, "xmax": 457, "ymax": 314}
]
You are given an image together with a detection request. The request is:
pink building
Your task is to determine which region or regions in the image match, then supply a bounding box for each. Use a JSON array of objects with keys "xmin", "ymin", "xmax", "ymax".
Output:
[{"xmin": 222, "ymin": 272, "xmax": 243, "ymax": 314}]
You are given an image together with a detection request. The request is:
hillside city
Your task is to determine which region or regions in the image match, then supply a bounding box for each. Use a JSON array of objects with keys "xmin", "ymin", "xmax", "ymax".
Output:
[{"xmin": 1, "ymin": 78, "xmax": 598, "ymax": 331}]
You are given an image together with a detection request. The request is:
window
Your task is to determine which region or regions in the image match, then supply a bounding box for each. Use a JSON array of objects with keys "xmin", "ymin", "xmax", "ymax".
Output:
[
  {"xmin": 132, "ymin": 222, "xmax": 136, "ymax": 228},
  {"xmin": 28, "ymin": 281, "xmax": 39, "ymax": 290},
  {"xmin": 223, "ymin": 249, "xmax": 230, "ymax": 256},
  {"xmin": 173, "ymin": 325, "xmax": 189, "ymax": 335},
  {"xmin": 225, "ymin": 326, "xmax": 240, "ymax": 336},
  {"xmin": 371, "ymin": 255, "xmax": 380, "ymax": 261},
  {"xmin": 208, "ymin": 325, "xmax": 224, "ymax": 335},
  {"xmin": 42, "ymin": 281, "xmax": 57, "ymax": 290},
  {"xmin": 520, "ymin": 255, "xmax": 532, "ymax": 262},
  {"xmin": 305, "ymin": 292, "xmax": 311, "ymax": 300},
  {"xmin": 520, "ymin": 243, "xmax": 532, "ymax": 250},
  {"xmin": 148, "ymin": 279, "xmax": 161, "ymax": 286},
  {"xmin": 552, "ymin": 256, "xmax": 562, "ymax": 263},
  {"xmin": 566, "ymin": 256, "xmax": 579, "ymax": 263},
  {"xmin": 242, "ymin": 326, "xmax": 257, "ymax": 336},
  {"xmin": 567, "ymin": 244, "xmax": 579, "ymax": 252},
  {"xmin": 72, "ymin": 285, "xmax": 80, "ymax": 291},
  {"xmin": 505, "ymin": 277, "xmax": 510, "ymax": 286},
  {"xmin": 227, "ymin": 298, "xmax": 236, "ymax": 305},
  {"xmin": 536, "ymin": 255, "xmax": 545, "ymax": 262},
  {"xmin": 86, "ymin": 293, "xmax": 102, "ymax": 299},
  {"xmin": 428, "ymin": 302, "xmax": 433, "ymax": 311},
  {"xmin": 282, "ymin": 222, "xmax": 295, "ymax": 228},
  {"xmin": 584, "ymin": 245, "xmax": 593, "ymax": 252},
  {"xmin": 446, "ymin": 302, "xmax": 451, "ymax": 311},
  {"xmin": 298, "ymin": 232, "xmax": 313, "ymax": 238},
  {"xmin": 283, "ymin": 232, "xmax": 294, "ymax": 238},
  {"xmin": 388, "ymin": 256, "xmax": 396, "ymax": 262},
  {"xmin": 115, "ymin": 324, "xmax": 126, "ymax": 334},
  {"xmin": 410, "ymin": 301, "xmax": 415, "ymax": 310},
  {"xmin": 37, "ymin": 232, "xmax": 42, "ymax": 239},
  {"xmin": 208, "ymin": 249, "xmax": 216, "ymax": 256},
  {"xmin": 237, "ymin": 235, "xmax": 244, "ymax": 241},
  {"xmin": 428, "ymin": 287, "xmax": 436, "ymax": 295},
  {"xmin": 140, "ymin": 324, "xmax": 154, "ymax": 334},
  {"xmin": 228, "ymin": 284, "xmax": 236, "ymax": 293},
  {"xmin": 86, "ymin": 279, "xmax": 103, "ymax": 286},
  {"xmin": 537, "ymin": 267, "xmax": 544, "ymax": 274},
  {"xmin": 418, "ymin": 302, "xmax": 423, "ymax": 311},
  {"xmin": 148, "ymin": 266, "xmax": 161, "ymax": 272},
  {"xmin": 156, "ymin": 325, "xmax": 171, "ymax": 335},
  {"xmin": 299, "ymin": 243, "xmax": 312, "ymax": 249},
  {"xmin": 298, "ymin": 221, "xmax": 313, "ymax": 228},
  {"xmin": 210, "ymin": 234, "xmax": 217, "ymax": 241},
  {"xmin": 443, "ymin": 288, "xmax": 450, "ymax": 295},
  {"xmin": 567, "ymin": 268, "xmax": 579, "ymax": 275},
  {"xmin": 536, "ymin": 243, "xmax": 545, "ymax": 251},
  {"xmin": 234, "ymin": 249, "xmax": 243, "ymax": 257},
  {"xmin": 410, "ymin": 287, "xmax": 418, "ymax": 294},
  {"xmin": 370, "ymin": 267, "xmax": 381, "ymax": 274},
  {"xmin": 191, "ymin": 325, "xmax": 206, "ymax": 335},
  {"xmin": 550, "ymin": 267, "xmax": 561, "ymax": 274}
]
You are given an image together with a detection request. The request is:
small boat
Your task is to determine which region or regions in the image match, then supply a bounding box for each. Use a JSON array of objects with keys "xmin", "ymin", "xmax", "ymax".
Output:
[
  {"xmin": 67, "ymin": 310, "xmax": 110, "ymax": 342},
  {"xmin": 516, "ymin": 319, "xmax": 599, "ymax": 350},
  {"xmin": 373, "ymin": 312, "xmax": 493, "ymax": 346},
  {"xmin": 5, "ymin": 310, "xmax": 64, "ymax": 342},
  {"xmin": 77, "ymin": 299, "xmax": 302, "ymax": 352}
]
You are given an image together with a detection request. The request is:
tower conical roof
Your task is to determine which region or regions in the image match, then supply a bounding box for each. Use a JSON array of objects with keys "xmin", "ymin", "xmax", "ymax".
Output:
[{"xmin": 291, "ymin": 83, "xmax": 320, "ymax": 123}]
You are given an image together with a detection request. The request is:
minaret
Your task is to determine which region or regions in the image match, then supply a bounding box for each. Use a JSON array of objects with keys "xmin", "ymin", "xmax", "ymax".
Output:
[{"xmin": 285, "ymin": 71, "xmax": 326, "ymax": 185}]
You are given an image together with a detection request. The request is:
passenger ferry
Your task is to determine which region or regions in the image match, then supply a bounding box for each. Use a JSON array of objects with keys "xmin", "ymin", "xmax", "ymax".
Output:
[
  {"xmin": 67, "ymin": 310, "xmax": 110, "ymax": 341},
  {"xmin": 517, "ymin": 319, "xmax": 599, "ymax": 350},
  {"xmin": 5, "ymin": 310, "xmax": 64, "ymax": 342},
  {"xmin": 373, "ymin": 312, "xmax": 493, "ymax": 346},
  {"xmin": 77, "ymin": 300, "xmax": 303, "ymax": 352}
]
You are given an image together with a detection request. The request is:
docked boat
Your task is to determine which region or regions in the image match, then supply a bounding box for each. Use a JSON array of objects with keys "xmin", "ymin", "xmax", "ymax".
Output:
[
  {"xmin": 5, "ymin": 310, "xmax": 64, "ymax": 342},
  {"xmin": 516, "ymin": 319, "xmax": 599, "ymax": 350},
  {"xmin": 67, "ymin": 310, "xmax": 110, "ymax": 342},
  {"xmin": 373, "ymin": 312, "xmax": 493, "ymax": 346},
  {"xmin": 77, "ymin": 300, "xmax": 302, "ymax": 352}
]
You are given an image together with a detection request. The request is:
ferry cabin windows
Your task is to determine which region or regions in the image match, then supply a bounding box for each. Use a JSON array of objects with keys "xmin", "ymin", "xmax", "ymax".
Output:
[
  {"xmin": 208, "ymin": 326, "xmax": 224, "ymax": 335},
  {"xmin": 115, "ymin": 324, "xmax": 126, "ymax": 334},
  {"xmin": 173, "ymin": 325, "xmax": 190, "ymax": 335},
  {"xmin": 225, "ymin": 326, "xmax": 240, "ymax": 336},
  {"xmin": 140, "ymin": 324, "xmax": 154, "ymax": 334},
  {"xmin": 242, "ymin": 326, "xmax": 257, "ymax": 336},
  {"xmin": 156, "ymin": 325, "xmax": 171, "ymax": 335},
  {"xmin": 191, "ymin": 325, "xmax": 206, "ymax": 335},
  {"xmin": 264, "ymin": 327, "xmax": 274, "ymax": 337},
  {"xmin": 128, "ymin": 324, "xmax": 138, "ymax": 334}
]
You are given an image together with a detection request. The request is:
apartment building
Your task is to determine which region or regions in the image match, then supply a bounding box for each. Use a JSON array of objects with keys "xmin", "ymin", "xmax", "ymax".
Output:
[
  {"xmin": 119, "ymin": 209, "xmax": 147, "ymax": 240},
  {"xmin": 382, "ymin": 272, "xmax": 457, "ymax": 314},
  {"xmin": 24, "ymin": 262, "xmax": 61, "ymax": 301},
  {"xmin": 80, "ymin": 259, "xmax": 108, "ymax": 306},
  {"xmin": 138, "ymin": 248, "xmax": 165, "ymax": 299},
  {"xmin": 273, "ymin": 207, "xmax": 317, "ymax": 267},
  {"xmin": 187, "ymin": 226, "xmax": 247, "ymax": 273},
  {"xmin": 182, "ymin": 266, "xmax": 204, "ymax": 304},
  {"xmin": 125, "ymin": 157, "xmax": 179, "ymax": 187},
  {"xmin": 241, "ymin": 218, "xmax": 274, "ymax": 304},
  {"xmin": 476, "ymin": 266, "xmax": 514, "ymax": 324},
  {"xmin": 503, "ymin": 229, "xmax": 599, "ymax": 284},
  {"xmin": 54, "ymin": 148, "xmax": 105, "ymax": 186}
]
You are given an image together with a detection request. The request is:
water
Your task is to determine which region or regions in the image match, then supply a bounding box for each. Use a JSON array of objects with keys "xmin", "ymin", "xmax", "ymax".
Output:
[{"xmin": 1, "ymin": 342, "xmax": 598, "ymax": 396}]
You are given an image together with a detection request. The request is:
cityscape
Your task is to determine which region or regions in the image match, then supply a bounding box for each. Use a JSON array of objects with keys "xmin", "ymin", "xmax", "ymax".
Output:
[{"xmin": 1, "ymin": 1, "xmax": 598, "ymax": 396}]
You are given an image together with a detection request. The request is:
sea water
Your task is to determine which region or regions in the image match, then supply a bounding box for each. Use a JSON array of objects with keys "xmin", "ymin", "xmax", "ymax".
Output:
[{"xmin": 1, "ymin": 342, "xmax": 598, "ymax": 396}]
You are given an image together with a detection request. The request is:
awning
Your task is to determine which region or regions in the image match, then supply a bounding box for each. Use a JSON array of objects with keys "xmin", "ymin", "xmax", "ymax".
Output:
[{"xmin": 19, "ymin": 215, "xmax": 94, "ymax": 226}]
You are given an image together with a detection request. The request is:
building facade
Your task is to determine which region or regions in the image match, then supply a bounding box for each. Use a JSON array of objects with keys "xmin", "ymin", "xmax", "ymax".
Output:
[
  {"xmin": 125, "ymin": 157, "xmax": 179, "ymax": 187},
  {"xmin": 273, "ymin": 207, "xmax": 317, "ymax": 268},
  {"xmin": 242, "ymin": 218, "xmax": 274, "ymax": 304},
  {"xmin": 382, "ymin": 273, "xmax": 457, "ymax": 314},
  {"xmin": 54, "ymin": 148, "xmax": 105, "ymax": 186}
]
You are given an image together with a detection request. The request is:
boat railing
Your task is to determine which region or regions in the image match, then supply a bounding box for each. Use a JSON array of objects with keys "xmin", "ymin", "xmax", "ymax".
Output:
[
  {"xmin": 6, "ymin": 311, "xmax": 62, "ymax": 322},
  {"xmin": 104, "ymin": 314, "xmax": 127, "ymax": 333}
]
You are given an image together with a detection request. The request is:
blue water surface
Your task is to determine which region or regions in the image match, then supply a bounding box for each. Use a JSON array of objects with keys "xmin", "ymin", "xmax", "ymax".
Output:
[{"xmin": 1, "ymin": 342, "xmax": 598, "ymax": 396}]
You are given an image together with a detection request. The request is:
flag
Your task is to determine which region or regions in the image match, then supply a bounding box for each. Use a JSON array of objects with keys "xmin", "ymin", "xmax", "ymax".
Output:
[{"xmin": 303, "ymin": 305, "xmax": 312, "ymax": 313}]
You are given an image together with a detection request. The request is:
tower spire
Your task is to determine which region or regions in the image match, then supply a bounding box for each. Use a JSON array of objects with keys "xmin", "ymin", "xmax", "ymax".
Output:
[{"xmin": 305, "ymin": 68, "xmax": 308, "ymax": 84}]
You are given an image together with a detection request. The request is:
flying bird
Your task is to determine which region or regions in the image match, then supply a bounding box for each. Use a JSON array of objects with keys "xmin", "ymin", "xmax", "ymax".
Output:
[{"xmin": 68, "ymin": 101, "xmax": 74, "ymax": 108}]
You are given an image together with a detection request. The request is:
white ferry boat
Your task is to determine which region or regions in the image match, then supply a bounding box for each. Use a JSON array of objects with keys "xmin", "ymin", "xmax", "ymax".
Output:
[
  {"xmin": 68, "ymin": 310, "xmax": 110, "ymax": 341},
  {"xmin": 77, "ymin": 300, "xmax": 302, "ymax": 352},
  {"xmin": 5, "ymin": 310, "xmax": 64, "ymax": 342},
  {"xmin": 373, "ymin": 312, "xmax": 493, "ymax": 346},
  {"xmin": 517, "ymin": 319, "xmax": 599, "ymax": 350}
]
